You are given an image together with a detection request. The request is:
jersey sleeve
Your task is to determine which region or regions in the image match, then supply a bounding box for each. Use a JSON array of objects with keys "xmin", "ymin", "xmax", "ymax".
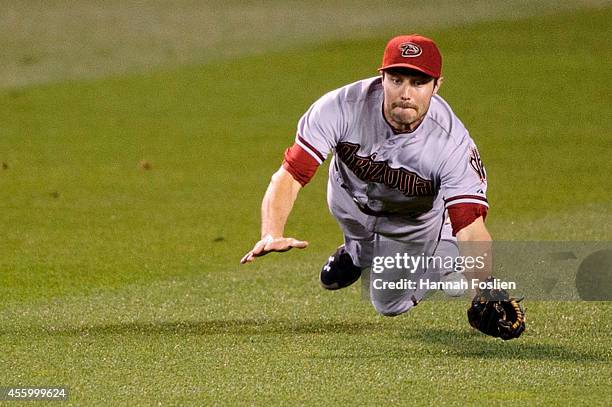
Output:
[
  {"xmin": 294, "ymin": 90, "xmax": 346, "ymax": 164},
  {"xmin": 439, "ymin": 133, "xmax": 489, "ymax": 210},
  {"xmin": 439, "ymin": 134, "xmax": 489, "ymax": 235}
]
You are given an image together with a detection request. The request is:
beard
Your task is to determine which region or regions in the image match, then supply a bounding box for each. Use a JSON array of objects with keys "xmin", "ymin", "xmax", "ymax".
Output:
[{"xmin": 390, "ymin": 105, "xmax": 419, "ymax": 126}]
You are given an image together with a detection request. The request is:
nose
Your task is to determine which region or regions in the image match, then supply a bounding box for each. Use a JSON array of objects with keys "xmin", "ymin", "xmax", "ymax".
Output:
[{"xmin": 400, "ymin": 83, "xmax": 414, "ymax": 100}]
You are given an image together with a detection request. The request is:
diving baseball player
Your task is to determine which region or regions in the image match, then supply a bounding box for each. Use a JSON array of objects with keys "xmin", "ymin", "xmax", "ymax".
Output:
[{"xmin": 240, "ymin": 34, "xmax": 525, "ymax": 339}]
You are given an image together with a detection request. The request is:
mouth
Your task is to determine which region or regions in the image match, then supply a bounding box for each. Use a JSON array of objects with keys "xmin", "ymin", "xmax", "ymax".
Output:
[{"xmin": 394, "ymin": 103, "xmax": 416, "ymax": 109}]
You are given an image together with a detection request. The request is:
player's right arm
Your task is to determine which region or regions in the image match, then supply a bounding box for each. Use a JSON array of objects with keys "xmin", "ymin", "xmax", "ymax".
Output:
[
  {"xmin": 240, "ymin": 166, "xmax": 308, "ymax": 264},
  {"xmin": 240, "ymin": 88, "xmax": 342, "ymax": 264}
]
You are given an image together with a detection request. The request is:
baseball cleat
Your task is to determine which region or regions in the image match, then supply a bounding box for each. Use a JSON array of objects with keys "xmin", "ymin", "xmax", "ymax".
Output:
[{"xmin": 320, "ymin": 245, "xmax": 362, "ymax": 290}]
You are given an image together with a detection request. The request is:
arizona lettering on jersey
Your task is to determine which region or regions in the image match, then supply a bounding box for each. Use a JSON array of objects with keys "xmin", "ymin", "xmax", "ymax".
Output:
[{"xmin": 335, "ymin": 142, "xmax": 434, "ymax": 196}]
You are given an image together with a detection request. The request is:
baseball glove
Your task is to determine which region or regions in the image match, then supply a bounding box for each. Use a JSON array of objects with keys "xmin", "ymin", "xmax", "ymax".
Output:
[{"xmin": 467, "ymin": 283, "xmax": 526, "ymax": 340}]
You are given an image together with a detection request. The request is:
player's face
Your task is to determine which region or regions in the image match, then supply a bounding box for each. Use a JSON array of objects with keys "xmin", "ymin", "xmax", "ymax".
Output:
[{"xmin": 382, "ymin": 70, "xmax": 441, "ymax": 133}]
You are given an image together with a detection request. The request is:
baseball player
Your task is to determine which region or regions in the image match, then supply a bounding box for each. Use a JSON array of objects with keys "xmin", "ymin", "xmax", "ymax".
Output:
[{"xmin": 240, "ymin": 35, "xmax": 525, "ymax": 338}]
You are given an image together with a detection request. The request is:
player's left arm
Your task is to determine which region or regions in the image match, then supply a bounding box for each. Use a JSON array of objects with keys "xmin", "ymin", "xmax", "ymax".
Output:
[{"xmin": 440, "ymin": 131, "xmax": 492, "ymax": 291}]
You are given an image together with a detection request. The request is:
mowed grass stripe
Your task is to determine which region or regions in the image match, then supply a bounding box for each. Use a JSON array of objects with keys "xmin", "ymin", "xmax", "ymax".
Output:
[
  {"xmin": 0, "ymin": 285, "xmax": 609, "ymax": 405},
  {"xmin": 2, "ymin": 0, "xmax": 606, "ymax": 89}
]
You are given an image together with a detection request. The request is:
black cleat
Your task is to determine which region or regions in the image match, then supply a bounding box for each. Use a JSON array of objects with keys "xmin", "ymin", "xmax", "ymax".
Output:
[{"xmin": 320, "ymin": 245, "xmax": 362, "ymax": 290}]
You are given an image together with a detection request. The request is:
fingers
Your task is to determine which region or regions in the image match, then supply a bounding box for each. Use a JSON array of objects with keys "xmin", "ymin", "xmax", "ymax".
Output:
[
  {"xmin": 251, "ymin": 239, "xmax": 269, "ymax": 256},
  {"xmin": 264, "ymin": 237, "xmax": 309, "ymax": 252},
  {"xmin": 240, "ymin": 237, "xmax": 308, "ymax": 264},
  {"xmin": 240, "ymin": 251, "xmax": 255, "ymax": 264},
  {"xmin": 239, "ymin": 247, "xmax": 260, "ymax": 265},
  {"xmin": 288, "ymin": 238, "xmax": 309, "ymax": 249}
]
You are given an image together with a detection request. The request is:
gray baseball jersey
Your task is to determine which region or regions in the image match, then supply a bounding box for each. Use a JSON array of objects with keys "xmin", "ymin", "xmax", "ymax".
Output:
[{"xmin": 294, "ymin": 76, "xmax": 488, "ymax": 247}]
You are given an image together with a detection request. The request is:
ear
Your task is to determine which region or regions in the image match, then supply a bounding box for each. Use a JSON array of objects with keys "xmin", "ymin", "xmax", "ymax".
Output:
[{"xmin": 433, "ymin": 76, "xmax": 444, "ymax": 94}]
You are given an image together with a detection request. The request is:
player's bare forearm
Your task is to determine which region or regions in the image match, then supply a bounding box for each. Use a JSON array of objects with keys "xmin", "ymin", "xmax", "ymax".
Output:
[
  {"xmin": 240, "ymin": 167, "xmax": 309, "ymax": 264},
  {"xmin": 260, "ymin": 167, "xmax": 302, "ymax": 238},
  {"xmin": 456, "ymin": 217, "xmax": 492, "ymax": 294}
]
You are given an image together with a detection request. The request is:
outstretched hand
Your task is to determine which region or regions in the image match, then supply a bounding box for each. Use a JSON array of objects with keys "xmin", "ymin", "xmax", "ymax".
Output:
[{"xmin": 240, "ymin": 235, "xmax": 309, "ymax": 264}]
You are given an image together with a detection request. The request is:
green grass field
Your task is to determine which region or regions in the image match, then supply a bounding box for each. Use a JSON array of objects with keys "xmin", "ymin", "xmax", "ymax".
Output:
[{"xmin": 1, "ymin": 3, "xmax": 611, "ymax": 405}]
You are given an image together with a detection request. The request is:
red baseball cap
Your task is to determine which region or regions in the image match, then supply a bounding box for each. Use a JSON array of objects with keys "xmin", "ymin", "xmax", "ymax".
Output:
[{"xmin": 379, "ymin": 34, "xmax": 442, "ymax": 78}]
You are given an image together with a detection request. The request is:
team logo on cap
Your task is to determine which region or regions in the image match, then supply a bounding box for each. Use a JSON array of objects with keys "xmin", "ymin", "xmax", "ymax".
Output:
[{"xmin": 399, "ymin": 42, "xmax": 422, "ymax": 57}]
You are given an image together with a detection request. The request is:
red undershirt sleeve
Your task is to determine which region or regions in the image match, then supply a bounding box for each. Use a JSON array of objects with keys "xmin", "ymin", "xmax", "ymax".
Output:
[
  {"xmin": 447, "ymin": 203, "xmax": 488, "ymax": 236},
  {"xmin": 282, "ymin": 143, "xmax": 321, "ymax": 187}
]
